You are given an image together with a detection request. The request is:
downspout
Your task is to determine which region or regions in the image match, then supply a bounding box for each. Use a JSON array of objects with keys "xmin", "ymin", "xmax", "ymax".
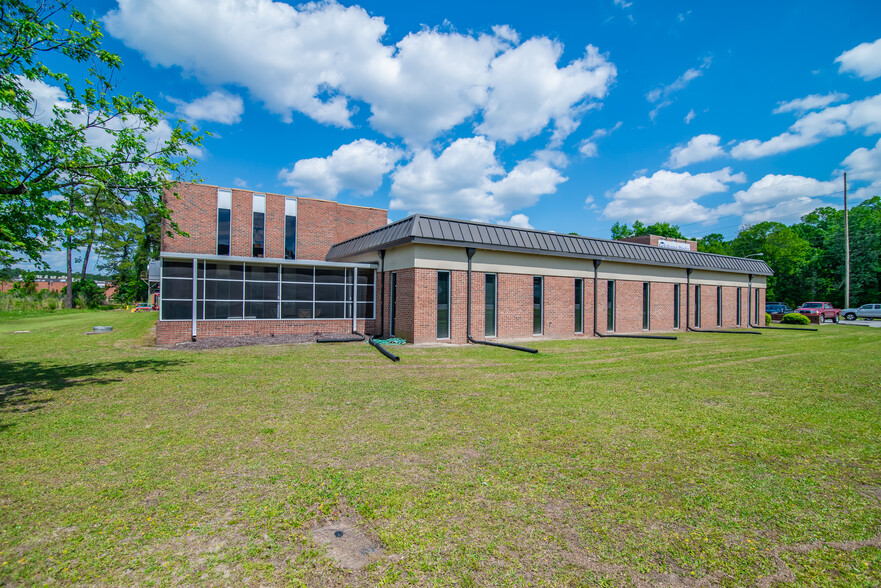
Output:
[
  {"xmin": 352, "ymin": 266, "xmax": 358, "ymax": 334},
  {"xmin": 379, "ymin": 250, "xmax": 386, "ymax": 338},
  {"xmin": 466, "ymin": 247, "xmax": 537, "ymax": 353},
  {"xmin": 191, "ymin": 257, "xmax": 198, "ymax": 342},
  {"xmin": 592, "ymin": 260, "xmax": 677, "ymax": 340},
  {"xmin": 747, "ymin": 273, "xmax": 816, "ymax": 331},
  {"xmin": 687, "ymin": 268, "xmax": 760, "ymax": 335},
  {"xmin": 318, "ymin": 265, "xmax": 367, "ymax": 342}
]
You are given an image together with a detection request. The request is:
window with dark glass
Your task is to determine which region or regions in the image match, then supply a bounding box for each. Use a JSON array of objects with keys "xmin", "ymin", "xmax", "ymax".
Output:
[
  {"xmin": 160, "ymin": 260, "xmax": 195, "ymax": 321},
  {"xmin": 485, "ymin": 274, "xmax": 497, "ymax": 337},
  {"xmin": 755, "ymin": 291, "xmax": 760, "ymax": 323},
  {"xmin": 437, "ymin": 271, "xmax": 450, "ymax": 339},
  {"xmin": 643, "ymin": 282, "xmax": 650, "ymax": 330},
  {"xmin": 736, "ymin": 287, "xmax": 742, "ymax": 325},
  {"xmin": 284, "ymin": 198, "xmax": 297, "ymax": 260},
  {"xmin": 252, "ymin": 193, "xmax": 265, "ymax": 258},
  {"xmin": 695, "ymin": 285, "xmax": 701, "ymax": 328},
  {"xmin": 673, "ymin": 283, "xmax": 680, "ymax": 329},
  {"xmin": 716, "ymin": 286, "xmax": 723, "ymax": 327},
  {"xmin": 574, "ymin": 278, "xmax": 583, "ymax": 334},
  {"xmin": 160, "ymin": 261, "xmax": 376, "ymax": 322},
  {"xmin": 217, "ymin": 189, "xmax": 231, "ymax": 256},
  {"xmin": 607, "ymin": 280, "xmax": 615, "ymax": 332},
  {"xmin": 533, "ymin": 276, "xmax": 543, "ymax": 335}
]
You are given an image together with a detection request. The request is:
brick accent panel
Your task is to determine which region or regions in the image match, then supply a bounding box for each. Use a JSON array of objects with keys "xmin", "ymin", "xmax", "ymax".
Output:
[
  {"xmin": 498, "ymin": 273, "xmax": 535, "ymax": 340},
  {"xmin": 162, "ymin": 183, "xmax": 218, "ymax": 255},
  {"xmin": 612, "ymin": 280, "xmax": 644, "ymax": 333},
  {"xmin": 297, "ymin": 198, "xmax": 387, "ymax": 260},
  {"xmin": 161, "ymin": 183, "xmax": 386, "ymax": 260},
  {"xmin": 156, "ymin": 318, "xmax": 376, "ymax": 346},
  {"xmin": 649, "ymin": 281, "xmax": 674, "ymax": 331},
  {"xmin": 543, "ymin": 276, "xmax": 575, "ymax": 337}
]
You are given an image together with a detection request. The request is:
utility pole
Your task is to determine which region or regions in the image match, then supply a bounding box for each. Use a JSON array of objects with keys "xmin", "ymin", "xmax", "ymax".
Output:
[{"xmin": 844, "ymin": 172, "xmax": 850, "ymax": 308}]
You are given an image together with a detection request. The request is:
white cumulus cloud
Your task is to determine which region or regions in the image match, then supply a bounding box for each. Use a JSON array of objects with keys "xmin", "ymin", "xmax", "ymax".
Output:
[
  {"xmin": 732, "ymin": 93, "xmax": 881, "ymax": 159},
  {"xmin": 498, "ymin": 213, "xmax": 533, "ymax": 229},
  {"xmin": 279, "ymin": 139, "xmax": 403, "ymax": 199},
  {"xmin": 105, "ymin": 0, "xmax": 616, "ymax": 146},
  {"xmin": 603, "ymin": 167, "xmax": 745, "ymax": 224},
  {"xmin": 167, "ymin": 91, "xmax": 244, "ymax": 124},
  {"xmin": 479, "ymin": 41, "xmax": 616, "ymax": 144},
  {"xmin": 714, "ymin": 174, "xmax": 839, "ymax": 224},
  {"xmin": 389, "ymin": 137, "xmax": 567, "ymax": 219},
  {"xmin": 665, "ymin": 134, "xmax": 725, "ymax": 168},
  {"xmin": 835, "ymin": 37, "xmax": 881, "ymax": 81},
  {"xmin": 842, "ymin": 138, "xmax": 881, "ymax": 183}
]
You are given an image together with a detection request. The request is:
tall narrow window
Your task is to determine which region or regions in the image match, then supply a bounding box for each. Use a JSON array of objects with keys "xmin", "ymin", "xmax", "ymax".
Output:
[
  {"xmin": 673, "ymin": 283, "xmax": 680, "ymax": 329},
  {"xmin": 437, "ymin": 271, "xmax": 450, "ymax": 339},
  {"xmin": 217, "ymin": 189, "xmax": 231, "ymax": 256},
  {"xmin": 284, "ymin": 198, "xmax": 297, "ymax": 260},
  {"xmin": 574, "ymin": 279, "xmax": 583, "ymax": 334},
  {"xmin": 390, "ymin": 272, "xmax": 397, "ymax": 336},
  {"xmin": 695, "ymin": 285, "xmax": 701, "ymax": 328},
  {"xmin": 485, "ymin": 274, "xmax": 497, "ymax": 337},
  {"xmin": 642, "ymin": 282, "xmax": 651, "ymax": 330},
  {"xmin": 716, "ymin": 286, "xmax": 723, "ymax": 327},
  {"xmin": 533, "ymin": 277, "xmax": 543, "ymax": 335},
  {"xmin": 736, "ymin": 287, "xmax": 742, "ymax": 326},
  {"xmin": 252, "ymin": 193, "xmax": 265, "ymax": 257},
  {"xmin": 754, "ymin": 291, "xmax": 760, "ymax": 323},
  {"xmin": 607, "ymin": 280, "xmax": 615, "ymax": 332}
]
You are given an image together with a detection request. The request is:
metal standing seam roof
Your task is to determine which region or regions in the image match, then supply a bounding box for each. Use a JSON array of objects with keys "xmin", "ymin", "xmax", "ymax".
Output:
[{"xmin": 326, "ymin": 214, "xmax": 774, "ymax": 276}]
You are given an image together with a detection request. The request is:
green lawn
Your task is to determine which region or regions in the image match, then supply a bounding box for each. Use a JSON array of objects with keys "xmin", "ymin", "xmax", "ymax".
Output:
[{"xmin": 1, "ymin": 312, "xmax": 879, "ymax": 586}]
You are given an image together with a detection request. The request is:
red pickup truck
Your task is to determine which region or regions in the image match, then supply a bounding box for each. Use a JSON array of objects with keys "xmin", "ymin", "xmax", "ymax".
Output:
[{"xmin": 795, "ymin": 302, "xmax": 841, "ymax": 323}]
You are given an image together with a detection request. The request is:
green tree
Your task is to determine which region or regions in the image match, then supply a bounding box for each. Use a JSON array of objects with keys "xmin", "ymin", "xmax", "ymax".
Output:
[
  {"xmin": 0, "ymin": 0, "xmax": 202, "ymax": 266},
  {"xmin": 731, "ymin": 222, "xmax": 812, "ymax": 305},
  {"xmin": 610, "ymin": 220, "xmax": 686, "ymax": 240},
  {"xmin": 697, "ymin": 233, "xmax": 731, "ymax": 255}
]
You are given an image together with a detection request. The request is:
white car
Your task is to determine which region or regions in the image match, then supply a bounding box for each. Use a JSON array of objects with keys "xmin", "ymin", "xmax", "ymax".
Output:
[{"xmin": 841, "ymin": 303, "xmax": 881, "ymax": 321}]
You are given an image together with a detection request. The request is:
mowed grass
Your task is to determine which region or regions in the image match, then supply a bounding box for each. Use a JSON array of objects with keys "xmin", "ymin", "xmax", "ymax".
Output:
[{"xmin": 1, "ymin": 312, "xmax": 879, "ymax": 587}]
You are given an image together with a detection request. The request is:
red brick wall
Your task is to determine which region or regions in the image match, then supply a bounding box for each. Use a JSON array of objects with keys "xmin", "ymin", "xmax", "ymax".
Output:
[
  {"xmin": 649, "ymin": 281, "xmax": 675, "ymax": 331},
  {"xmin": 156, "ymin": 268, "xmax": 765, "ymax": 345},
  {"xmin": 156, "ymin": 318, "xmax": 376, "ymax": 346},
  {"xmin": 161, "ymin": 183, "xmax": 387, "ymax": 260}
]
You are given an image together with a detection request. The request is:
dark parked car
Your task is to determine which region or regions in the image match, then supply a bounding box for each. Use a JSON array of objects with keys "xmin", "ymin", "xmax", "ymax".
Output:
[{"xmin": 766, "ymin": 302, "xmax": 794, "ymax": 315}]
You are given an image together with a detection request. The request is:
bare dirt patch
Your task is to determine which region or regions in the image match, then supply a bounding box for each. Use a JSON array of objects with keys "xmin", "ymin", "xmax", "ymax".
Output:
[
  {"xmin": 169, "ymin": 333, "xmax": 327, "ymax": 351},
  {"xmin": 310, "ymin": 512, "xmax": 385, "ymax": 570}
]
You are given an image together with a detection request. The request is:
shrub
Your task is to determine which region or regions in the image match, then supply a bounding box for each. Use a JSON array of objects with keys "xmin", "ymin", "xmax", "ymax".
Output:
[
  {"xmin": 765, "ymin": 312, "xmax": 773, "ymax": 324},
  {"xmin": 72, "ymin": 279, "xmax": 105, "ymax": 309},
  {"xmin": 782, "ymin": 312, "xmax": 811, "ymax": 325},
  {"xmin": 0, "ymin": 291, "xmax": 64, "ymax": 311}
]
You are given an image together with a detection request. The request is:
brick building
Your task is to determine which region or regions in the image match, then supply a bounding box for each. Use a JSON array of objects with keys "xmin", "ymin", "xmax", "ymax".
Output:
[{"xmin": 156, "ymin": 183, "xmax": 771, "ymax": 345}]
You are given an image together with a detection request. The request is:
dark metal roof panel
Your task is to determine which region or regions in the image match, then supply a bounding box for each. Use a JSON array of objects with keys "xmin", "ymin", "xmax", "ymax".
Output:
[{"xmin": 326, "ymin": 214, "xmax": 773, "ymax": 275}]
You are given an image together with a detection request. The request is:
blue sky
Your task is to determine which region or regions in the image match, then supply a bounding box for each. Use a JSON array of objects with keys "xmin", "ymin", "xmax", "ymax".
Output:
[{"xmin": 26, "ymin": 0, "xmax": 881, "ymax": 270}]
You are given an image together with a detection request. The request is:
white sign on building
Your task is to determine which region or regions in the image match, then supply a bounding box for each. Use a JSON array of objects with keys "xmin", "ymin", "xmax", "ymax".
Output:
[{"xmin": 658, "ymin": 239, "xmax": 692, "ymax": 251}]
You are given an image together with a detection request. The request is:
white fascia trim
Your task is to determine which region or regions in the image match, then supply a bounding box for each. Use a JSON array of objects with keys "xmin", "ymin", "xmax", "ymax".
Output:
[{"xmin": 160, "ymin": 252, "xmax": 377, "ymax": 269}]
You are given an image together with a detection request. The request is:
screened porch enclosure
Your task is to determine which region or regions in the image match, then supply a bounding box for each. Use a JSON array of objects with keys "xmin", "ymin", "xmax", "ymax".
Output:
[{"xmin": 160, "ymin": 257, "xmax": 377, "ymax": 322}]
